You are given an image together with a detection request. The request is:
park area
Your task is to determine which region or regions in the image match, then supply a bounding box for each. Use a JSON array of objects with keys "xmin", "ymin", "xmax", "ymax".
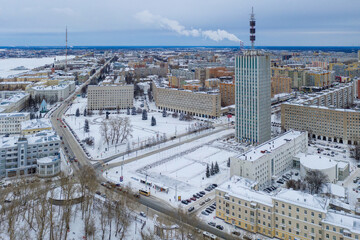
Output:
[{"xmin": 63, "ymin": 97, "xmax": 210, "ymax": 159}]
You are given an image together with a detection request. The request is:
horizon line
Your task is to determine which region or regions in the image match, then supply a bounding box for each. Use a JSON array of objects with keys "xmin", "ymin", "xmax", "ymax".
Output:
[{"xmin": 1, "ymin": 45, "xmax": 360, "ymax": 48}]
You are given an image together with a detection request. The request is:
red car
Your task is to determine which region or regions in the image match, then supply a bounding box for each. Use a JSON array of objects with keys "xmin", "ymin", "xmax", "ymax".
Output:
[
  {"xmin": 190, "ymin": 197, "xmax": 196, "ymax": 201},
  {"xmin": 187, "ymin": 199, "xmax": 192, "ymax": 203}
]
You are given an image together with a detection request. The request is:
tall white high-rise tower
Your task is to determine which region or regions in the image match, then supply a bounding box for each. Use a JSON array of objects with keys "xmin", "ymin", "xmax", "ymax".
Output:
[{"xmin": 235, "ymin": 8, "xmax": 271, "ymax": 145}]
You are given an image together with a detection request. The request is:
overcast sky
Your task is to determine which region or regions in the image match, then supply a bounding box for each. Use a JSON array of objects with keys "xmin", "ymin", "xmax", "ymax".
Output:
[{"xmin": 0, "ymin": 0, "xmax": 359, "ymax": 46}]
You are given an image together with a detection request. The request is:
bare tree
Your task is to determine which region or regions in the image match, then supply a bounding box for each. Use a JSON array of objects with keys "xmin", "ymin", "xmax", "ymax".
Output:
[
  {"xmin": 120, "ymin": 117, "xmax": 133, "ymax": 143},
  {"xmin": 304, "ymin": 170, "xmax": 329, "ymax": 194},
  {"xmin": 101, "ymin": 120, "xmax": 110, "ymax": 147}
]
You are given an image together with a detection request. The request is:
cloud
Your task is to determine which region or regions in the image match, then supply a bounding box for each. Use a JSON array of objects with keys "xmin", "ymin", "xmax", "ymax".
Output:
[
  {"xmin": 52, "ymin": 8, "xmax": 75, "ymax": 16},
  {"xmin": 135, "ymin": 10, "xmax": 240, "ymax": 42},
  {"xmin": 202, "ymin": 29, "xmax": 240, "ymax": 42}
]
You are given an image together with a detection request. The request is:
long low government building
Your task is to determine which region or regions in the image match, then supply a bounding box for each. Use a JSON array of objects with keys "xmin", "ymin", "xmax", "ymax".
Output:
[
  {"xmin": 281, "ymin": 82, "xmax": 359, "ymax": 145},
  {"xmin": 152, "ymin": 79, "xmax": 221, "ymax": 118}
]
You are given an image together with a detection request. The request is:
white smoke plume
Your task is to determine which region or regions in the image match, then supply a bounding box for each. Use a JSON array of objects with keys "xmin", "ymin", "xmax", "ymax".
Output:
[{"xmin": 135, "ymin": 10, "xmax": 241, "ymax": 43}]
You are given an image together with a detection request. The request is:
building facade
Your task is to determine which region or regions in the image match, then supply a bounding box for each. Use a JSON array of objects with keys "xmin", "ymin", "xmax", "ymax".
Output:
[
  {"xmin": 29, "ymin": 81, "xmax": 76, "ymax": 102},
  {"xmin": 87, "ymin": 84, "xmax": 134, "ymax": 110},
  {"xmin": 216, "ymin": 176, "xmax": 360, "ymax": 240},
  {"xmin": 152, "ymin": 80, "xmax": 221, "ymax": 118},
  {"xmin": 219, "ymin": 81, "xmax": 235, "ymax": 107},
  {"xmin": 0, "ymin": 113, "xmax": 30, "ymax": 135},
  {"xmin": 0, "ymin": 91, "xmax": 29, "ymax": 113},
  {"xmin": 37, "ymin": 156, "xmax": 61, "ymax": 178},
  {"xmin": 281, "ymin": 104, "xmax": 360, "ymax": 145},
  {"xmin": 271, "ymin": 76, "xmax": 292, "ymax": 98},
  {"xmin": 230, "ymin": 131, "xmax": 308, "ymax": 188},
  {"xmin": 235, "ymin": 50, "xmax": 271, "ymax": 144},
  {"xmin": 0, "ymin": 131, "xmax": 61, "ymax": 178}
]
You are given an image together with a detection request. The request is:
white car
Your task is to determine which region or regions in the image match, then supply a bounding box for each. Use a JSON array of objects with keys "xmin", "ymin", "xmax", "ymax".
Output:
[{"xmin": 139, "ymin": 212, "xmax": 146, "ymax": 218}]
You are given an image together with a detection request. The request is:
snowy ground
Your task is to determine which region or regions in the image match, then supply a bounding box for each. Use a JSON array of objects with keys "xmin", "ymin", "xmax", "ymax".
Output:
[
  {"xmin": 0, "ymin": 56, "xmax": 75, "ymax": 78},
  {"xmin": 104, "ymin": 129, "xmax": 237, "ymax": 208},
  {"xmin": 64, "ymin": 97, "xmax": 213, "ymax": 160}
]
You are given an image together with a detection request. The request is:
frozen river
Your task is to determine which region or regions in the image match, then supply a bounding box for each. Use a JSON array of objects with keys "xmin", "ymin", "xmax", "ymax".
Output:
[{"xmin": 0, "ymin": 56, "xmax": 75, "ymax": 78}]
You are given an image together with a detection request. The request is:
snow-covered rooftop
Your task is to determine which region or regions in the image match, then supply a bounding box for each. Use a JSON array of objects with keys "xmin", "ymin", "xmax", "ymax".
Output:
[
  {"xmin": 0, "ymin": 112, "xmax": 29, "ymax": 119},
  {"xmin": 37, "ymin": 156, "xmax": 59, "ymax": 164},
  {"xmin": 21, "ymin": 118, "xmax": 52, "ymax": 131},
  {"xmin": 274, "ymin": 189, "xmax": 329, "ymax": 213},
  {"xmin": 297, "ymin": 153, "xmax": 337, "ymax": 170},
  {"xmin": 323, "ymin": 212, "xmax": 360, "ymax": 234},
  {"xmin": 0, "ymin": 131, "xmax": 59, "ymax": 148},
  {"xmin": 217, "ymin": 175, "xmax": 272, "ymax": 207},
  {"xmin": 235, "ymin": 130, "xmax": 305, "ymax": 161}
]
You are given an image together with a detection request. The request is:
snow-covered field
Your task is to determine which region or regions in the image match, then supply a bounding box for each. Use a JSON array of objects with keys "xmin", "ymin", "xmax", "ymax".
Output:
[
  {"xmin": 104, "ymin": 129, "xmax": 236, "ymax": 207},
  {"xmin": 64, "ymin": 97, "xmax": 208, "ymax": 159},
  {"xmin": 0, "ymin": 56, "xmax": 75, "ymax": 78}
]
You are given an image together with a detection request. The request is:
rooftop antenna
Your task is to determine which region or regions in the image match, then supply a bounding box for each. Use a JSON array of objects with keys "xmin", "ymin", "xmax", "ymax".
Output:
[
  {"xmin": 65, "ymin": 26, "xmax": 68, "ymax": 72},
  {"xmin": 250, "ymin": 7, "xmax": 256, "ymax": 50}
]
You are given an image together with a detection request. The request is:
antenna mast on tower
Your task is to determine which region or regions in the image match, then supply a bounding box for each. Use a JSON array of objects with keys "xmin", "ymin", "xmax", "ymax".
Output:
[
  {"xmin": 65, "ymin": 26, "xmax": 68, "ymax": 72},
  {"xmin": 250, "ymin": 7, "xmax": 256, "ymax": 50}
]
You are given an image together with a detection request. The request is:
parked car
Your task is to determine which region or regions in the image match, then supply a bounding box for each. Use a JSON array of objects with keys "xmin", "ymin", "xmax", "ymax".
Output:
[
  {"xmin": 205, "ymin": 198, "xmax": 211, "ymax": 202},
  {"xmin": 199, "ymin": 201, "xmax": 205, "ymax": 206},
  {"xmin": 188, "ymin": 206, "xmax": 195, "ymax": 212},
  {"xmin": 181, "ymin": 200, "xmax": 188, "ymax": 205},
  {"xmin": 205, "ymin": 209, "xmax": 212, "ymax": 214},
  {"xmin": 200, "ymin": 191, "xmax": 205, "ymax": 195},
  {"xmin": 190, "ymin": 197, "xmax": 196, "ymax": 201},
  {"xmin": 216, "ymin": 225, "xmax": 224, "ymax": 230},
  {"xmin": 208, "ymin": 222, "xmax": 216, "ymax": 227},
  {"xmin": 201, "ymin": 211, "xmax": 209, "ymax": 216},
  {"xmin": 139, "ymin": 212, "xmax": 146, "ymax": 217}
]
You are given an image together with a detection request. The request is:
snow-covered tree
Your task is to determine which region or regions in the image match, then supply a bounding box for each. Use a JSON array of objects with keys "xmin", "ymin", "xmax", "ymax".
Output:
[
  {"xmin": 84, "ymin": 119, "xmax": 90, "ymax": 133},
  {"xmin": 142, "ymin": 109, "xmax": 147, "ymax": 120},
  {"xmin": 214, "ymin": 161, "xmax": 219, "ymax": 174},
  {"xmin": 206, "ymin": 164, "xmax": 210, "ymax": 178},
  {"xmin": 151, "ymin": 116, "xmax": 156, "ymax": 126}
]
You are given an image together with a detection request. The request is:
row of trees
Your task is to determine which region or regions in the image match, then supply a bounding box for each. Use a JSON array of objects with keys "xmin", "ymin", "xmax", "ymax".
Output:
[
  {"xmin": 0, "ymin": 166, "xmax": 143, "ymax": 240},
  {"xmin": 206, "ymin": 162, "xmax": 220, "ymax": 178}
]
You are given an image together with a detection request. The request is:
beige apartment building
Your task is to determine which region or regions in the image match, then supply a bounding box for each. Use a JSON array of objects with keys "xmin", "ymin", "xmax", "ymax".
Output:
[
  {"xmin": 281, "ymin": 103, "xmax": 360, "ymax": 145},
  {"xmin": 271, "ymin": 76, "xmax": 292, "ymax": 98},
  {"xmin": 152, "ymin": 81, "xmax": 221, "ymax": 118},
  {"xmin": 87, "ymin": 85, "xmax": 134, "ymax": 110},
  {"xmin": 216, "ymin": 176, "xmax": 360, "ymax": 240},
  {"xmin": 281, "ymin": 82, "xmax": 358, "ymax": 144}
]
